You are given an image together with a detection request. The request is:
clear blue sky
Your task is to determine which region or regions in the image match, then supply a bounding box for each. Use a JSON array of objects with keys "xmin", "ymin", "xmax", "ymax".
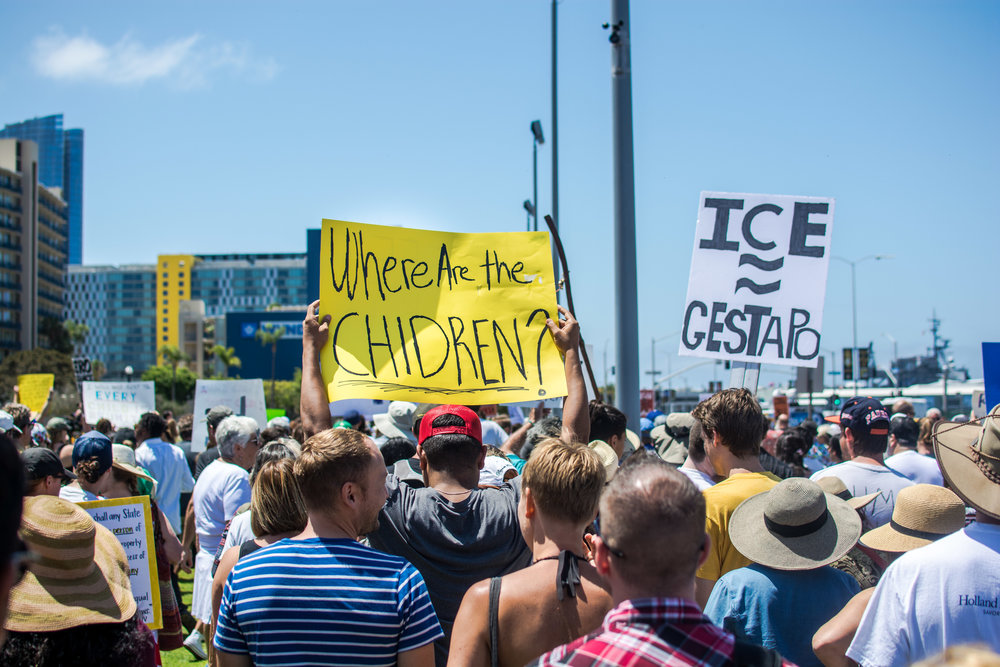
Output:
[{"xmin": 2, "ymin": 1, "xmax": 996, "ymax": 393}]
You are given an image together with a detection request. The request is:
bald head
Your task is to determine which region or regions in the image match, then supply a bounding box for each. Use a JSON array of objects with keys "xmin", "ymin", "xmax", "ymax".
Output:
[{"xmin": 599, "ymin": 458, "xmax": 706, "ymax": 593}]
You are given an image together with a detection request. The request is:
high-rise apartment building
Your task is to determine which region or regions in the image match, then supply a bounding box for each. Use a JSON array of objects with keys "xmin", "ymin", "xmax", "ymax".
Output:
[
  {"xmin": 0, "ymin": 139, "xmax": 69, "ymax": 358},
  {"xmin": 0, "ymin": 115, "xmax": 84, "ymax": 264},
  {"xmin": 64, "ymin": 265, "xmax": 157, "ymax": 378}
]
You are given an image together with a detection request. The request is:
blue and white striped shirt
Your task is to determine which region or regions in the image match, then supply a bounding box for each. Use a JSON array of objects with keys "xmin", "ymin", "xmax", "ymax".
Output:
[{"xmin": 214, "ymin": 537, "xmax": 443, "ymax": 666}]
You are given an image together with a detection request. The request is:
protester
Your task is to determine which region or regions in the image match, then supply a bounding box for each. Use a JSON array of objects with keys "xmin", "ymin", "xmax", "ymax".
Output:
[
  {"xmin": 299, "ymin": 301, "xmax": 589, "ymax": 665},
  {"xmin": 474, "ymin": 406, "xmax": 509, "ymax": 447},
  {"xmin": 704, "ymin": 478, "xmax": 862, "ymax": 666},
  {"xmin": 381, "ymin": 435, "xmax": 418, "ymax": 467},
  {"xmin": 589, "ymin": 400, "xmax": 628, "ymax": 461},
  {"xmin": 94, "ymin": 417, "xmax": 114, "ymax": 438},
  {"xmin": 813, "ymin": 483, "xmax": 967, "ymax": 666},
  {"xmin": 174, "ymin": 413, "xmax": 197, "ymax": 474},
  {"xmin": 1, "ymin": 405, "xmax": 31, "ymax": 452},
  {"xmin": 135, "ymin": 411, "xmax": 195, "ymax": 536},
  {"xmin": 1, "ymin": 496, "xmax": 156, "ymax": 666},
  {"xmin": 211, "ymin": 457, "xmax": 307, "ymax": 638},
  {"xmin": 0, "ymin": 432, "xmax": 23, "ymax": 649},
  {"xmin": 449, "ymin": 439, "xmax": 611, "ymax": 666},
  {"xmin": 46, "ymin": 417, "xmax": 70, "ymax": 449},
  {"xmin": 805, "ymin": 423, "xmax": 840, "ymax": 472},
  {"xmin": 529, "ymin": 458, "xmax": 787, "ymax": 665},
  {"xmin": 846, "ymin": 407, "xmax": 1000, "ymax": 665},
  {"xmin": 59, "ymin": 431, "xmax": 114, "ymax": 502},
  {"xmin": 891, "ymin": 399, "xmax": 916, "ymax": 418},
  {"xmin": 811, "ymin": 397, "xmax": 913, "ymax": 529},
  {"xmin": 194, "ymin": 405, "xmax": 234, "ymax": 478},
  {"xmin": 678, "ymin": 419, "xmax": 717, "ymax": 490},
  {"xmin": 885, "ymin": 415, "xmax": 943, "ymax": 485},
  {"xmin": 188, "ymin": 415, "xmax": 258, "ymax": 660},
  {"xmin": 691, "ymin": 388, "xmax": 780, "ymax": 608},
  {"xmin": 373, "ymin": 401, "xmax": 419, "ymax": 446},
  {"xmin": 214, "ymin": 427, "xmax": 443, "ymax": 666},
  {"xmin": 21, "ymin": 446, "xmax": 76, "ymax": 496},
  {"xmin": 106, "ymin": 444, "xmax": 185, "ymax": 651}
]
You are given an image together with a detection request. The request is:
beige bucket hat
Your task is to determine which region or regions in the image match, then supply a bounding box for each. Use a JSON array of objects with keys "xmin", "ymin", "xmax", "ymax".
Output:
[
  {"xmin": 933, "ymin": 404, "xmax": 1000, "ymax": 519},
  {"xmin": 4, "ymin": 496, "xmax": 136, "ymax": 632},
  {"xmin": 729, "ymin": 477, "xmax": 861, "ymax": 571},
  {"xmin": 860, "ymin": 484, "xmax": 966, "ymax": 552}
]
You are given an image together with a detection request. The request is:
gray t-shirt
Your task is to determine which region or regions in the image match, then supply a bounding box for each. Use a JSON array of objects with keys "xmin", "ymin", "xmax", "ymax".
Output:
[{"xmin": 368, "ymin": 474, "xmax": 531, "ymax": 665}]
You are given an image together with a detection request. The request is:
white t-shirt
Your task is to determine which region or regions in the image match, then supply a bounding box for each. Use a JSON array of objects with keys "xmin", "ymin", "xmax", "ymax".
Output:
[
  {"xmin": 810, "ymin": 461, "xmax": 913, "ymax": 528},
  {"xmin": 847, "ymin": 522, "xmax": 1000, "ymax": 667},
  {"xmin": 885, "ymin": 449, "xmax": 944, "ymax": 486},
  {"xmin": 480, "ymin": 419, "xmax": 508, "ymax": 447},
  {"xmin": 193, "ymin": 458, "xmax": 252, "ymax": 552},
  {"xmin": 59, "ymin": 485, "xmax": 101, "ymax": 502},
  {"xmin": 221, "ymin": 509, "xmax": 255, "ymax": 555},
  {"xmin": 679, "ymin": 466, "xmax": 716, "ymax": 491}
]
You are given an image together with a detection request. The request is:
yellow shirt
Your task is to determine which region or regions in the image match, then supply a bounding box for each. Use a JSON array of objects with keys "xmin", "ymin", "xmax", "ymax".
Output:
[{"xmin": 696, "ymin": 471, "xmax": 781, "ymax": 581}]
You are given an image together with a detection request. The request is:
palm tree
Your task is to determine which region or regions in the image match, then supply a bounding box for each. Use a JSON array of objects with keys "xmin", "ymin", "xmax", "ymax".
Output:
[
  {"xmin": 91, "ymin": 359, "xmax": 106, "ymax": 382},
  {"xmin": 210, "ymin": 345, "xmax": 242, "ymax": 378},
  {"xmin": 158, "ymin": 345, "xmax": 189, "ymax": 403},
  {"xmin": 255, "ymin": 326, "xmax": 286, "ymax": 405},
  {"xmin": 63, "ymin": 320, "xmax": 90, "ymax": 356}
]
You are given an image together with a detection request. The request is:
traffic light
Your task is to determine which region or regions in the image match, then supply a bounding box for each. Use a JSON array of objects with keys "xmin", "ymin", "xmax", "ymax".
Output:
[
  {"xmin": 830, "ymin": 393, "xmax": 842, "ymax": 409},
  {"xmin": 858, "ymin": 347, "xmax": 870, "ymax": 380},
  {"xmin": 843, "ymin": 348, "xmax": 854, "ymax": 381}
]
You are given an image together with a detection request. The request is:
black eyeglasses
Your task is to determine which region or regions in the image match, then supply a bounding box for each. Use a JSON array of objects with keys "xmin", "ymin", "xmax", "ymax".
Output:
[{"xmin": 592, "ymin": 515, "xmax": 626, "ymax": 559}]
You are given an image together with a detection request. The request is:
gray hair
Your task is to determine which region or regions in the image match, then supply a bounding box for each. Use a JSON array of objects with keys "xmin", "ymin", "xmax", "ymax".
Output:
[
  {"xmin": 522, "ymin": 416, "xmax": 562, "ymax": 460},
  {"xmin": 216, "ymin": 416, "xmax": 258, "ymax": 459}
]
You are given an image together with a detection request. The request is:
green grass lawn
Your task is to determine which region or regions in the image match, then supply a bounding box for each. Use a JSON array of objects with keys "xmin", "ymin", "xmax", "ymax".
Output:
[{"xmin": 161, "ymin": 569, "xmax": 203, "ymax": 667}]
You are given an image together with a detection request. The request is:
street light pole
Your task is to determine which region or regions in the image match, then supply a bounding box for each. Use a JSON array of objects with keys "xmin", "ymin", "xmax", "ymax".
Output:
[
  {"xmin": 522, "ymin": 200, "xmax": 534, "ymax": 233},
  {"xmin": 530, "ymin": 121, "xmax": 544, "ymax": 232},
  {"xmin": 833, "ymin": 254, "xmax": 893, "ymax": 395}
]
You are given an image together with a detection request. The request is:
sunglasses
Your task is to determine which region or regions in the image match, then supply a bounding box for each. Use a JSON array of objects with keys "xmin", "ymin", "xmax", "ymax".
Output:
[{"xmin": 591, "ymin": 515, "xmax": 626, "ymax": 560}]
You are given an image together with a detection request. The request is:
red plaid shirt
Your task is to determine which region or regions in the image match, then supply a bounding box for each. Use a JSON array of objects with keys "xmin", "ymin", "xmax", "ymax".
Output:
[{"xmin": 529, "ymin": 597, "xmax": 792, "ymax": 666}]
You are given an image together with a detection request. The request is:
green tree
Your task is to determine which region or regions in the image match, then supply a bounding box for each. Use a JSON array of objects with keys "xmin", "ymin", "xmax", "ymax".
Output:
[
  {"xmin": 157, "ymin": 345, "xmax": 190, "ymax": 403},
  {"xmin": 210, "ymin": 345, "xmax": 242, "ymax": 379},
  {"xmin": 0, "ymin": 349, "xmax": 76, "ymax": 401},
  {"xmin": 142, "ymin": 364, "xmax": 197, "ymax": 404},
  {"xmin": 39, "ymin": 317, "xmax": 73, "ymax": 354},
  {"xmin": 63, "ymin": 320, "xmax": 90, "ymax": 356},
  {"xmin": 91, "ymin": 359, "xmax": 106, "ymax": 382},
  {"xmin": 255, "ymin": 326, "xmax": 286, "ymax": 405}
]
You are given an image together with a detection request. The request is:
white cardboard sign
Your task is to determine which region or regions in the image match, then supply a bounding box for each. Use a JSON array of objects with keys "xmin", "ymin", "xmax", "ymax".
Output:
[
  {"xmin": 79, "ymin": 496, "xmax": 162, "ymax": 630},
  {"xmin": 191, "ymin": 379, "xmax": 268, "ymax": 453},
  {"xmin": 82, "ymin": 381, "xmax": 156, "ymax": 430},
  {"xmin": 679, "ymin": 191, "xmax": 834, "ymax": 368}
]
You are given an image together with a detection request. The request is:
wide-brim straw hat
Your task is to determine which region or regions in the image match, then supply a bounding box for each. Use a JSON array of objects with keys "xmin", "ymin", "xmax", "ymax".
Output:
[
  {"xmin": 730, "ymin": 477, "xmax": 861, "ymax": 571},
  {"xmin": 815, "ymin": 476, "xmax": 880, "ymax": 510},
  {"xmin": 933, "ymin": 404, "xmax": 1000, "ymax": 519},
  {"xmin": 111, "ymin": 444, "xmax": 158, "ymax": 495},
  {"xmin": 5, "ymin": 496, "xmax": 136, "ymax": 632},
  {"xmin": 860, "ymin": 484, "xmax": 966, "ymax": 553}
]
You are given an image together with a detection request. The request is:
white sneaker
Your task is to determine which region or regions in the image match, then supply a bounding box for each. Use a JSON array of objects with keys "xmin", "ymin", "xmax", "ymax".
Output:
[{"xmin": 183, "ymin": 629, "xmax": 208, "ymax": 660}]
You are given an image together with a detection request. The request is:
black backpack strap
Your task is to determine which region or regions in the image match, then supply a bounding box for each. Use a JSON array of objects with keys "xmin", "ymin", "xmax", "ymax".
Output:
[
  {"xmin": 488, "ymin": 576, "xmax": 502, "ymax": 667},
  {"xmin": 731, "ymin": 637, "xmax": 782, "ymax": 667}
]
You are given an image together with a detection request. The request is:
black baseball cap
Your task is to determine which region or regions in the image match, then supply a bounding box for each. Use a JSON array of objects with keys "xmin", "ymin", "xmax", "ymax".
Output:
[
  {"xmin": 826, "ymin": 397, "xmax": 890, "ymax": 437},
  {"xmin": 889, "ymin": 415, "xmax": 920, "ymax": 446},
  {"xmin": 21, "ymin": 447, "xmax": 77, "ymax": 482}
]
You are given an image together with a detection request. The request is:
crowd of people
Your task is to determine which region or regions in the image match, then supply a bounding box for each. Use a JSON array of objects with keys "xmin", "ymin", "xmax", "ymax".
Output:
[{"xmin": 0, "ymin": 300, "xmax": 997, "ymax": 666}]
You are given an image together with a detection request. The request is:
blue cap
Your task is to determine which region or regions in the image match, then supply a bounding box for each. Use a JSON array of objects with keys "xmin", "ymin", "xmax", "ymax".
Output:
[
  {"xmin": 640, "ymin": 417, "xmax": 654, "ymax": 435},
  {"xmin": 72, "ymin": 431, "xmax": 113, "ymax": 474},
  {"xmin": 341, "ymin": 409, "xmax": 364, "ymax": 426}
]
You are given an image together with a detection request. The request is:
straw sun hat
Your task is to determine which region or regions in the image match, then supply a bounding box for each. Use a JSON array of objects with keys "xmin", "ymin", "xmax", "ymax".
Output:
[
  {"xmin": 934, "ymin": 404, "xmax": 1000, "ymax": 519},
  {"xmin": 814, "ymin": 476, "xmax": 880, "ymax": 511},
  {"xmin": 860, "ymin": 484, "xmax": 966, "ymax": 553},
  {"xmin": 729, "ymin": 478, "xmax": 861, "ymax": 571},
  {"xmin": 111, "ymin": 443, "xmax": 158, "ymax": 495},
  {"xmin": 4, "ymin": 495, "xmax": 136, "ymax": 633}
]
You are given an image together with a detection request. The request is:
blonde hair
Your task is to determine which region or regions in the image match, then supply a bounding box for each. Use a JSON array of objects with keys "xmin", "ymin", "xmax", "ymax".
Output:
[
  {"xmin": 522, "ymin": 438, "xmax": 605, "ymax": 525},
  {"xmin": 251, "ymin": 459, "xmax": 307, "ymax": 536},
  {"xmin": 294, "ymin": 429, "xmax": 374, "ymax": 510}
]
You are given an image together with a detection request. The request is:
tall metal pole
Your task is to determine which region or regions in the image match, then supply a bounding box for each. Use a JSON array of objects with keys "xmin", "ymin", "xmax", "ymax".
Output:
[
  {"xmin": 551, "ymin": 0, "xmax": 561, "ymax": 301},
  {"xmin": 850, "ymin": 261, "xmax": 858, "ymax": 394},
  {"xmin": 610, "ymin": 0, "xmax": 640, "ymax": 429},
  {"xmin": 532, "ymin": 139, "xmax": 539, "ymax": 232}
]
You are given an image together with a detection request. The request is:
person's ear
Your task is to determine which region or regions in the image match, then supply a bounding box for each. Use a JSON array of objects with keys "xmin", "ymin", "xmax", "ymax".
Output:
[
  {"xmin": 341, "ymin": 480, "xmax": 360, "ymax": 508},
  {"xmin": 416, "ymin": 444, "xmax": 428, "ymax": 471},
  {"xmin": 696, "ymin": 532, "xmax": 710, "ymax": 570},
  {"xmin": 592, "ymin": 536, "xmax": 612, "ymax": 577},
  {"xmin": 523, "ymin": 486, "xmax": 536, "ymax": 519},
  {"xmin": 477, "ymin": 444, "xmax": 487, "ymax": 470}
]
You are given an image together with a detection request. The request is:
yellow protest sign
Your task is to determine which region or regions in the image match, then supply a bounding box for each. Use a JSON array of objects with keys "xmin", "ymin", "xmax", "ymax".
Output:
[
  {"xmin": 319, "ymin": 219, "xmax": 567, "ymax": 404},
  {"xmin": 17, "ymin": 373, "xmax": 53, "ymax": 415}
]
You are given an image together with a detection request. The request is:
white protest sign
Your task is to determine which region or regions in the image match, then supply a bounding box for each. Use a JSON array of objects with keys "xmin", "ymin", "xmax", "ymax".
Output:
[
  {"xmin": 82, "ymin": 381, "xmax": 156, "ymax": 429},
  {"xmin": 78, "ymin": 496, "xmax": 162, "ymax": 630},
  {"xmin": 973, "ymin": 390, "xmax": 988, "ymax": 419},
  {"xmin": 191, "ymin": 379, "xmax": 267, "ymax": 453},
  {"xmin": 679, "ymin": 192, "xmax": 834, "ymax": 368}
]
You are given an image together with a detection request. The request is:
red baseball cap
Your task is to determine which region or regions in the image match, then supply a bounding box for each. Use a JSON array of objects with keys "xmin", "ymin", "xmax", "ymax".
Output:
[{"xmin": 418, "ymin": 405, "xmax": 482, "ymax": 445}]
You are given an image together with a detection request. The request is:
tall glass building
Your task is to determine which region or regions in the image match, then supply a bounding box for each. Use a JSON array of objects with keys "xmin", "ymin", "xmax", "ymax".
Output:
[
  {"xmin": 65, "ymin": 265, "xmax": 157, "ymax": 378},
  {"xmin": 0, "ymin": 115, "xmax": 84, "ymax": 264}
]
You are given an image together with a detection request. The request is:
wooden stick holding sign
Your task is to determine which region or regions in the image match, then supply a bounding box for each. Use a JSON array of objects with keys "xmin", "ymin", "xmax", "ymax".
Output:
[{"xmin": 544, "ymin": 214, "xmax": 602, "ymax": 402}]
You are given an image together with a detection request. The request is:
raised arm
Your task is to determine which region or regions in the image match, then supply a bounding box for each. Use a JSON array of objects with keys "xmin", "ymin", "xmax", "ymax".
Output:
[
  {"xmin": 301, "ymin": 300, "xmax": 333, "ymax": 438},
  {"xmin": 546, "ymin": 306, "xmax": 588, "ymax": 446}
]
